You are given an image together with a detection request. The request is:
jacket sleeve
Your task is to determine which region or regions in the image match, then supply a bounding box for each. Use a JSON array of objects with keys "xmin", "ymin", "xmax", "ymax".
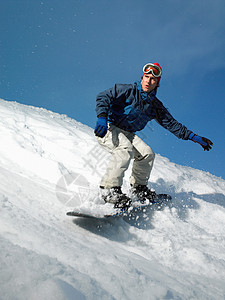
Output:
[
  {"xmin": 95, "ymin": 84, "xmax": 131, "ymax": 117},
  {"xmin": 154, "ymin": 100, "xmax": 192, "ymax": 140},
  {"xmin": 95, "ymin": 86, "xmax": 115, "ymax": 117}
]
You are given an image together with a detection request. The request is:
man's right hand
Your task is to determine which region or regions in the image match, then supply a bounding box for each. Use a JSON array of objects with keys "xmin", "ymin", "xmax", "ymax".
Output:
[{"xmin": 94, "ymin": 117, "xmax": 108, "ymax": 138}]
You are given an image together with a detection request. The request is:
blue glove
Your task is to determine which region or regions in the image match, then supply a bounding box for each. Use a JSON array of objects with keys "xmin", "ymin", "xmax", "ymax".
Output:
[
  {"xmin": 94, "ymin": 117, "xmax": 108, "ymax": 138},
  {"xmin": 189, "ymin": 133, "xmax": 213, "ymax": 151}
]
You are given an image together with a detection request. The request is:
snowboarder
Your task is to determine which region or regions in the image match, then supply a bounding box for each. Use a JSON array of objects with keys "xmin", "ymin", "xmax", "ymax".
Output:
[{"xmin": 94, "ymin": 62, "xmax": 213, "ymax": 208}]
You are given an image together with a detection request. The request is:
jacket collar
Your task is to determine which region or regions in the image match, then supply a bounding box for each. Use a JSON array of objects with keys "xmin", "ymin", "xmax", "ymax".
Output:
[{"xmin": 135, "ymin": 80, "xmax": 156, "ymax": 102}]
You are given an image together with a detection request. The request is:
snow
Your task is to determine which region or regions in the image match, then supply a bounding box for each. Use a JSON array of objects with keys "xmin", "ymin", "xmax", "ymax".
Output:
[{"xmin": 0, "ymin": 98, "xmax": 225, "ymax": 300}]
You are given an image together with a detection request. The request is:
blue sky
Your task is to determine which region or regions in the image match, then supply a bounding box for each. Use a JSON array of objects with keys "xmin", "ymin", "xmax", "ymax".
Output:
[{"xmin": 1, "ymin": 0, "xmax": 225, "ymax": 180}]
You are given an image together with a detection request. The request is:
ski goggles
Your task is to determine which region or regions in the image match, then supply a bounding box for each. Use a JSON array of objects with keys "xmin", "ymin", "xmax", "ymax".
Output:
[{"xmin": 143, "ymin": 63, "xmax": 162, "ymax": 77}]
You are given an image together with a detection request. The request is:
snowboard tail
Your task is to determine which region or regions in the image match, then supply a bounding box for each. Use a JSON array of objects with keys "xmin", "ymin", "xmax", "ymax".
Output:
[{"xmin": 66, "ymin": 209, "xmax": 128, "ymax": 219}]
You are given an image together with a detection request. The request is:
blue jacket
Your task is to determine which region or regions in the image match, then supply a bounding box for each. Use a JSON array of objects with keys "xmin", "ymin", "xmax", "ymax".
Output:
[{"xmin": 96, "ymin": 82, "xmax": 192, "ymax": 140}]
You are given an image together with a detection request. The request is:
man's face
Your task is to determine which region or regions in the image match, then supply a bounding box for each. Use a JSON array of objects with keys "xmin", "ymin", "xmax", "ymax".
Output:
[{"xmin": 141, "ymin": 73, "xmax": 158, "ymax": 93}]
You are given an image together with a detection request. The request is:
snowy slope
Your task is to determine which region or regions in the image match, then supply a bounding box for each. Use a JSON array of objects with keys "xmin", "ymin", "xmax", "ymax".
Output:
[{"xmin": 0, "ymin": 98, "xmax": 225, "ymax": 300}]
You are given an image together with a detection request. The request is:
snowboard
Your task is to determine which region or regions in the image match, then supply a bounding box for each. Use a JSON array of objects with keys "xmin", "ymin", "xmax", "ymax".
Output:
[{"xmin": 66, "ymin": 193, "xmax": 171, "ymax": 219}]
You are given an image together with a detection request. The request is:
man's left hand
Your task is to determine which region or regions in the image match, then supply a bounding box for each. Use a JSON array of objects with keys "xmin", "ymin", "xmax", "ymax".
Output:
[{"xmin": 189, "ymin": 133, "xmax": 213, "ymax": 151}]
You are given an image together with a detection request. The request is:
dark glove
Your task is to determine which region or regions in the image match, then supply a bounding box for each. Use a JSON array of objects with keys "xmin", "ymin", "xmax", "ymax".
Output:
[
  {"xmin": 189, "ymin": 133, "xmax": 213, "ymax": 151},
  {"xmin": 94, "ymin": 117, "xmax": 108, "ymax": 138}
]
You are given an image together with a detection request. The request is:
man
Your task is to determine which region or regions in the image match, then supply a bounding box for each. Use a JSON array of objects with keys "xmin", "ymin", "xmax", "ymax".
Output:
[{"xmin": 94, "ymin": 62, "xmax": 213, "ymax": 208}]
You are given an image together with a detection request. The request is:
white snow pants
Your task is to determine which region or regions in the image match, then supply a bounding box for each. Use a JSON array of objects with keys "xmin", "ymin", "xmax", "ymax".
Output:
[{"xmin": 97, "ymin": 124, "xmax": 155, "ymax": 188}]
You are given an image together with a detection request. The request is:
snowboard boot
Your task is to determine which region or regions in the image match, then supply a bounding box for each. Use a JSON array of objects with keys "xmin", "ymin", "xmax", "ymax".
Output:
[
  {"xmin": 100, "ymin": 186, "xmax": 132, "ymax": 209},
  {"xmin": 131, "ymin": 185, "xmax": 157, "ymax": 204}
]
